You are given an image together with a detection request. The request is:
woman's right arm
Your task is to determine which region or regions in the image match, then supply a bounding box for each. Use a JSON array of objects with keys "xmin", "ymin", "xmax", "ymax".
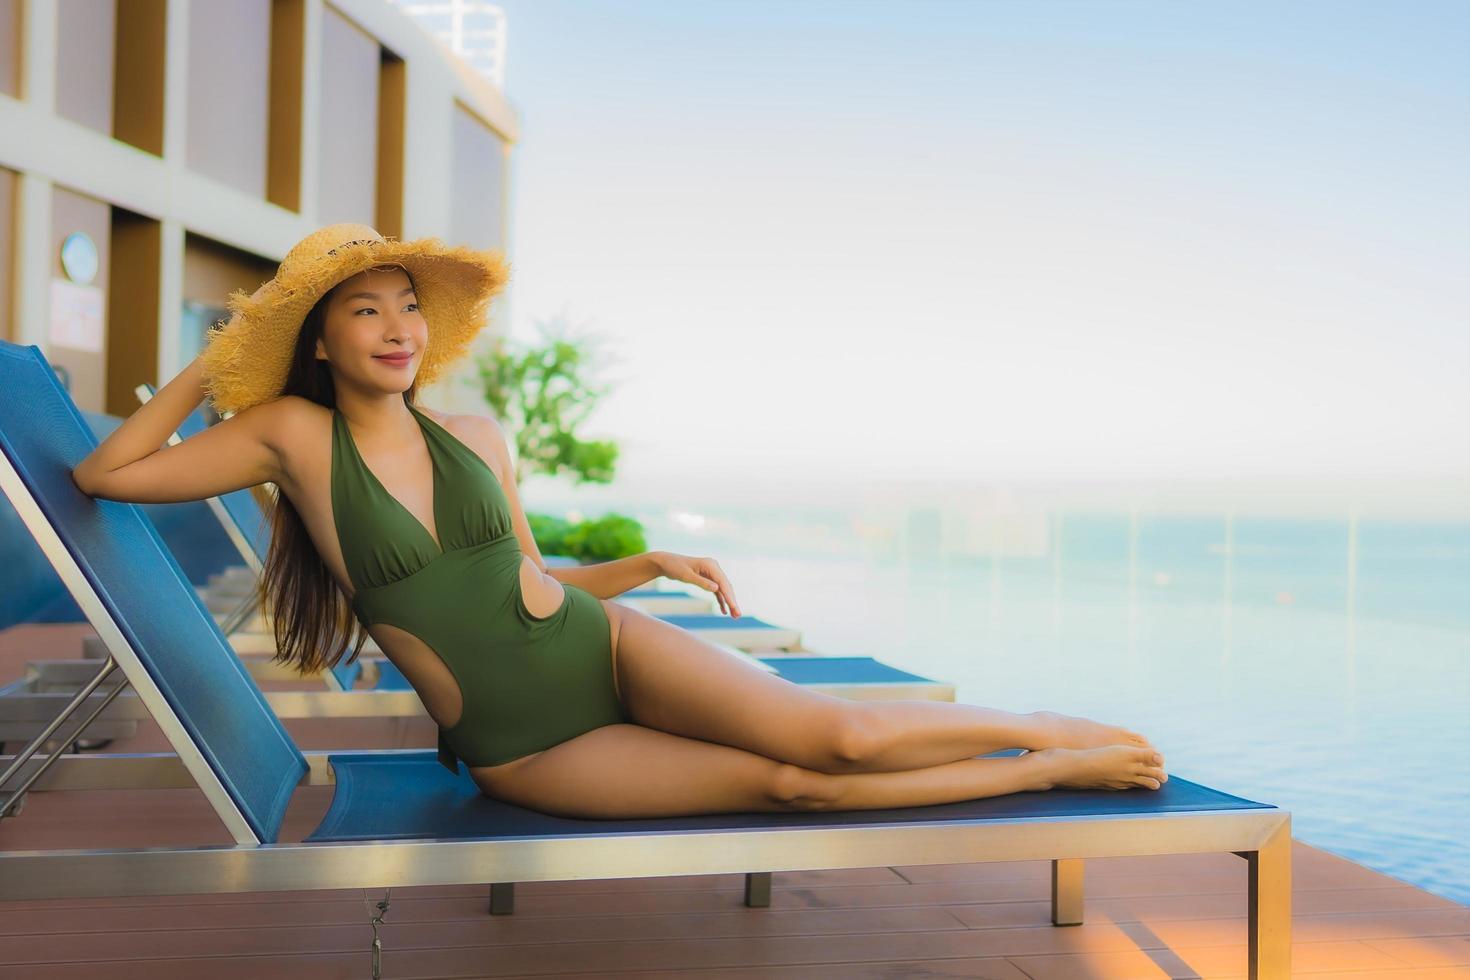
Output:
[{"xmin": 71, "ymin": 354, "xmax": 291, "ymax": 503}]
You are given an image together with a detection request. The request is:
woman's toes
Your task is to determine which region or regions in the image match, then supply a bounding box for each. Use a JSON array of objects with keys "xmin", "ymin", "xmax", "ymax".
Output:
[
  {"xmin": 1136, "ymin": 747, "xmax": 1165, "ymax": 767},
  {"xmin": 1137, "ymin": 763, "xmax": 1167, "ymax": 786}
]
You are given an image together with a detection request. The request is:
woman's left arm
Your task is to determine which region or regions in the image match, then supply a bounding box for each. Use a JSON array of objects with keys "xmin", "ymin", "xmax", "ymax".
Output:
[
  {"xmin": 553, "ymin": 551, "xmax": 741, "ymax": 616},
  {"xmin": 547, "ymin": 551, "xmax": 666, "ymax": 600}
]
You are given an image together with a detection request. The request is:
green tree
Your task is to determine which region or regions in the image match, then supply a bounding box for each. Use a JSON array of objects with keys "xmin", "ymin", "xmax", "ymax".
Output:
[{"xmin": 473, "ymin": 313, "xmax": 619, "ymax": 486}]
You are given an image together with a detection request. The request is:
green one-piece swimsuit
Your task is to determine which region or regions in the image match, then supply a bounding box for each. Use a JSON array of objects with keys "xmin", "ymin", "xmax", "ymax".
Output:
[{"xmin": 331, "ymin": 403, "xmax": 630, "ymax": 773}]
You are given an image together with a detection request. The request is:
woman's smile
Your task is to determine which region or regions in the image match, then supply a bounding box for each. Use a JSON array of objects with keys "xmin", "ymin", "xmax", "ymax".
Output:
[{"xmin": 373, "ymin": 350, "xmax": 415, "ymax": 368}]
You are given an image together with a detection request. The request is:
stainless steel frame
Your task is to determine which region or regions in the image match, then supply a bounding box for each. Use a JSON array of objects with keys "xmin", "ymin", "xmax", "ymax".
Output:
[
  {"xmin": 0, "ymin": 657, "xmax": 128, "ymax": 816},
  {"xmin": 0, "ymin": 810, "xmax": 1292, "ymax": 901}
]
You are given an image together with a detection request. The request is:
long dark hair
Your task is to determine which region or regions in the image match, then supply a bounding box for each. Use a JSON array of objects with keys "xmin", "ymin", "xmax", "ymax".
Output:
[{"xmin": 257, "ymin": 270, "xmax": 419, "ymax": 675}]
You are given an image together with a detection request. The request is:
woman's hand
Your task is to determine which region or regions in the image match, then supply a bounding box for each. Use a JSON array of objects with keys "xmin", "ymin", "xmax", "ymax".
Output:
[{"xmin": 654, "ymin": 552, "xmax": 741, "ymax": 618}]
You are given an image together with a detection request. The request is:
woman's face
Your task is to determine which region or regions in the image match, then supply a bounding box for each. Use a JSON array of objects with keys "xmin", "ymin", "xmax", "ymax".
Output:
[{"xmin": 314, "ymin": 266, "xmax": 427, "ymax": 397}]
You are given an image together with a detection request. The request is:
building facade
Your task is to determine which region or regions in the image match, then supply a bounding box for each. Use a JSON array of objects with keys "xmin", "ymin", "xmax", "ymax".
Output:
[{"xmin": 0, "ymin": 0, "xmax": 519, "ymax": 417}]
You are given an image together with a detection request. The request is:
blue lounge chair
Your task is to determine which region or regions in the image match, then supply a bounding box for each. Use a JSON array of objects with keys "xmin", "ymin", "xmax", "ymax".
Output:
[{"xmin": 0, "ymin": 340, "xmax": 1291, "ymax": 977}]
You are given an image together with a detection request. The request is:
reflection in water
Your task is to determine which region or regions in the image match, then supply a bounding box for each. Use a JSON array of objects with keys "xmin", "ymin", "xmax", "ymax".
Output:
[
  {"xmin": 1127, "ymin": 505, "xmax": 1139, "ymax": 679},
  {"xmin": 1346, "ymin": 507, "xmax": 1359, "ymax": 721},
  {"xmin": 988, "ymin": 526, "xmax": 1001, "ymax": 631},
  {"xmin": 1050, "ymin": 509, "xmax": 1064, "ymax": 635},
  {"xmin": 1223, "ymin": 509, "xmax": 1234, "ymax": 679}
]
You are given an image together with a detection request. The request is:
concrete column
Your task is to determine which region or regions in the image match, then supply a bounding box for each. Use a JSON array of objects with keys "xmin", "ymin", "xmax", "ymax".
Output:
[
  {"xmin": 12, "ymin": 172, "xmax": 52, "ymax": 348},
  {"xmin": 19, "ymin": 0, "xmax": 57, "ymax": 112},
  {"xmin": 157, "ymin": 219, "xmax": 186, "ymax": 380}
]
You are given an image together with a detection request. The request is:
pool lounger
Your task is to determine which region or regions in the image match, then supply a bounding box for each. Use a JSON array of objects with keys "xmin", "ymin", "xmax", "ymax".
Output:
[{"xmin": 0, "ymin": 341, "xmax": 1291, "ymax": 978}]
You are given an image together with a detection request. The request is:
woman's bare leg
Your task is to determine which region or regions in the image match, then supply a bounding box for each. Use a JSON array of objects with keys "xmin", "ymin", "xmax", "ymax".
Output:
[
  {"xmin": 796, "ymin": 744, "xmax": 1168, "ymax": 813},
  {"xmin": 606, "ymin": 603, "xmax": 1162, "ymax": 778},
  {"xmin": 848, "ymin": 701, "xmax": 1160, "ymax": 775},
  {"xmin": 481, "ymin": 723, "xmax": 1167, "ymax": 820}
]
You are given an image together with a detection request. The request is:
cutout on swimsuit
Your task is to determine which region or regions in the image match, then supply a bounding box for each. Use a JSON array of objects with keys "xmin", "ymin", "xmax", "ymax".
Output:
[{"xmin": 367, "ymin": 621, "xmax": 464, "ymax": 728}]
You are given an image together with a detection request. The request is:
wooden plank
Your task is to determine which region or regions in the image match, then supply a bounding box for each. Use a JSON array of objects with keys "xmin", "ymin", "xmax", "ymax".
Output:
[
  {"xmin": 1009, "ymin": 938, "xmax": 1408, "ymax": 979},
  {"xmin": 1363, "ymin": 935, "xmax": 1470, "ymax": 968}
]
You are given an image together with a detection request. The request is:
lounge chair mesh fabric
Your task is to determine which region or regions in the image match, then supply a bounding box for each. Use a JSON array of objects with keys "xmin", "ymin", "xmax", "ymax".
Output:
[
  {"xmin": 659, "ymin": 613, "xmax": 780, "ymax": 630},
  {"xmin": 307, "ymin": 747, "xmax": 1273, "ymax": 842},
  {"xmin": 757, "ymin": 656, "xmax": 934, "ymax": 685}
]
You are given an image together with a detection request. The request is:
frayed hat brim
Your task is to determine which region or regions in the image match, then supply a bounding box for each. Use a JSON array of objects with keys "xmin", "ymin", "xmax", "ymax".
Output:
[{"xmin": 199, "ymin": 228, "xmax": 510, "ymax": 416}]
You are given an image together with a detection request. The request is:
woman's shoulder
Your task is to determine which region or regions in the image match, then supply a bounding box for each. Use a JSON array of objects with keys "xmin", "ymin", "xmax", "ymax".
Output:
[
  {"xmin": 240, "ymin": 396, "xmax": 332, "ymax": 490},
  {"xmin": 247, "ymin": 393, "xmax": 329, "ymax": 424},
  {"xmin": 417, "ymin": 407, "xmax": 511, "ymax": 469},
  {"xmin": 417, "ymin": 405, "xmax": 505, "ymax": 438},
  {"xmin": 221, "ymin": 395, "xmax": 329, "ymax": 445}
]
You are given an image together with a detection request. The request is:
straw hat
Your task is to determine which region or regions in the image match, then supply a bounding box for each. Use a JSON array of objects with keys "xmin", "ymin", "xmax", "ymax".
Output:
[{"xmin": 199, "ymin": 222, "xmax": 511, "ymax": 415}]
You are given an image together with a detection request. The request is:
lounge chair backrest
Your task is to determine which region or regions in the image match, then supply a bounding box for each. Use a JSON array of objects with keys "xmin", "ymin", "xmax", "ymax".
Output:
[{"xmin": 0, "ymin": 342, "xmax": 306, "ymax": 844}]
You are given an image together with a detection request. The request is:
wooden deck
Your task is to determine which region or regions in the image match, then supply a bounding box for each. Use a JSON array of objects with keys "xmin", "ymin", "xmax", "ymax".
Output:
[{"xmin": 2, "ymin": 623, "xmax": 1467, "ymax": 979}]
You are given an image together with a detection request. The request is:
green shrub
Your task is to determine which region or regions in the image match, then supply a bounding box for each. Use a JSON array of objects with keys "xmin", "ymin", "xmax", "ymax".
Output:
[
  {"xmin": 532, "ymin": 511, "xmax": 646, "ymax": 563},
  {"xmin": 527, "ymin": 513, "xmax": 573, "ymax": 555}
]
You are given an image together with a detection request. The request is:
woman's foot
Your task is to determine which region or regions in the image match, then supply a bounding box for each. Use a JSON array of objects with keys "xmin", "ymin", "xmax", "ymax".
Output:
[
  {"xmin": 1027, "ymin": 710, "xmax": 1156, "ymax": 755},
  {"xmin": 1029, "ymin": 744, "xmax": 1168, "ymax": 791}
]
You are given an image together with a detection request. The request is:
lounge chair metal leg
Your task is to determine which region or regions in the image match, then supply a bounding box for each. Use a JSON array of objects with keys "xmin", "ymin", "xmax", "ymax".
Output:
[
  {"xmin": 744, "ymin": 871, "xmax": 771, "ymax": 907},
  {"xmin": 0, "ymin": 658, "xmax": 123, "ymax": 819},
  {"xmin": 488, "ymin": 882, "xmax": 515, "ymax": 914},
  {"xmin": 218, "ymin": 590, "xmax": 261, "ymax": 637},
  {"xmin": 1244, "ymin": 820, "xmax": 1292, "ymax": 979},
  {"xmin": 1050, "ymin": 858, "xmax": 1083, "ymax": 925}
]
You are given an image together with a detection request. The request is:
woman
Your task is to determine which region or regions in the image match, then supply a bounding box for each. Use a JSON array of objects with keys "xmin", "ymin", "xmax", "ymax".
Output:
[{"xmin": 73, "ymin": 223, "xmax": 1167, "ymax": 820}]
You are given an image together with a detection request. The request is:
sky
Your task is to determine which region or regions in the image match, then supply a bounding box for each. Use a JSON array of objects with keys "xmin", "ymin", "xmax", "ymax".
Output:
[{"xmin": 478, "ymin": 0, "xmax": 1469, "ymax": 506}]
